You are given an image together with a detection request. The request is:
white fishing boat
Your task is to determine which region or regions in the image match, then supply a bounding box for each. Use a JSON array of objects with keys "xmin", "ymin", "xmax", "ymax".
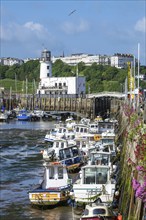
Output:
[
  {"xmin": 41, "ymin": 138, "xmax": 84, "ymax": 172},
  {"xmin": 65, "ymin": 117, "xmax": 76, "ymax": 130},
  {"xmin": 28, "ymin": 162, "xmax": 72, "ymax": 206},
  {"xmin": 44, "ymin": 125, "xmax": 76, "ymax": 142},
  {"xmin": 0, "ymin": 112, "xmax": 8, "ymax": 122},
  {"xmin": 88, "ymin": 123, "xmax": 99, "ymax": 134},
  {"xmin": 98, "ymin": 120, "xmax": 116, "ymax": 134},
  {"xmin": 41, "ymin": 138, "xmax": 70, "ymax": 161},
  {"xmin": 72, "ymin": 164, "xmax": 116, "ymax": 204},
  {"xmin": 44, "ymin": 127, "xmax": 67, "ymax": 142}
]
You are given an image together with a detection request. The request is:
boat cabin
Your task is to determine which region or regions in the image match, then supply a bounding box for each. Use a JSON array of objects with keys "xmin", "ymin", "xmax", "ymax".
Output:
[
  {"xmin": 59, "ymin": 145, "xmax": 83, "ymax": 167},
  {"xmin": 81, "ymin": 203, "xmax": 117, "ymax": 220},
  {"xmin": 42, "ymin": 138, "xmax": 69, "ymax": 161},
  {"xmin": 98, "ymin": 121, "xmax": 115, "ymax": 133},
  {"xmin": 73, "ymin": 164, "xmax": 116, "ymax": 203},
  {"xmin": 74, "ymin": 124, "xmax": 89, "ymax": 136},
  {"xmin": 81, "ymin": 165, "xmax": 110, "ymax": 185},
  {"xmin": 42, "ymin": 163, "xmax": 71, "ymax": 188},
  {"xmin": 89, "ymin": 151, "xmax": 111, "ymax": 166},
  {"xmin": 88, "ymin": 123, "xmax": 99, "ymax": 134}
]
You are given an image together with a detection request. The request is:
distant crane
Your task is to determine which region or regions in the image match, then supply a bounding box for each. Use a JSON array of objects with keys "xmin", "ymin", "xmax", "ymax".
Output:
[{"xmin": 68, "ymin": 9, "xmax": 76, "ymax": 16}]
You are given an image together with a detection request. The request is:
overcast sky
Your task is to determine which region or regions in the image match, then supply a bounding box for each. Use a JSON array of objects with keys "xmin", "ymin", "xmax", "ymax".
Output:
[{"xmin": 1, "ymin": 0, "xmax": 146, "ymax": 65}]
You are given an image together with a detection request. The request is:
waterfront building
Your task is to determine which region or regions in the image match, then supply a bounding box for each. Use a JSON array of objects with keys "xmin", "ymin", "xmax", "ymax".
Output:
[{"xmin": 37, "ymin": 49, "xmax": 86, "ymax": 97}]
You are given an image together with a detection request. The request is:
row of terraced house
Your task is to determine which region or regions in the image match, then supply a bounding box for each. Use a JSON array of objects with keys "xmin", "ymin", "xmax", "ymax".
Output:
[{"xmin": 0, "ymin": 52, "xmax": 136, "ymax": 69}]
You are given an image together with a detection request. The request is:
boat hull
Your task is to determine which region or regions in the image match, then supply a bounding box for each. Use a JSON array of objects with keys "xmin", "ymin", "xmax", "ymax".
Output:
[{"xmin": 29, "ymin": 189, "xmax": 70, "ymax": 206}]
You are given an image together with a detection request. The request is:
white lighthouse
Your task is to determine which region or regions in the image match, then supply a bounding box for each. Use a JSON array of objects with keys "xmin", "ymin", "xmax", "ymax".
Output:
[
  {"xmin": 40, "ymin": 49, "xmax": 52, "ymax": 79},
  {"xmin": 37, "ymin": 49, "xmax": 86, "ymax": 97}
]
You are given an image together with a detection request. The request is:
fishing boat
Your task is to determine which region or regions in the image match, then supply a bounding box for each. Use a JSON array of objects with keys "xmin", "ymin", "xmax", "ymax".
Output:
[
  {"xmin": 28, "ymin": 162, "xmax": 72, "ymax": 206},
  {"xmin": 65, "ymin": 117, "xmax": 76, "ymax": 130},
  {"xmin": 0, "ymin": 111, "xmax": 8, "ymax": 122},
  {"xmin": 41, "ymin": 138, "xmax": 84, "ymax": 172},
  {"xmin": 17, "ymin": 109, "xmax": 32, "ymax": 121},
  {"xmin": 44, "ymin": 126, "xmax": 68, "ymax": 142},
  {"xmin": 80, "ymin": 203, "xmax": 117, "ymax": 220},
  {"xmin": 72, "ymin": 164, "xmax": 116, "ymax": 204}
]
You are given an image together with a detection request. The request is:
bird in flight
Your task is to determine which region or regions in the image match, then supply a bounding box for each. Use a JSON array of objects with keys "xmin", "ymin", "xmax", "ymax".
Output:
[{"xmin": 68, "ymin": 9, "xmax": 76, "ymax": 16}]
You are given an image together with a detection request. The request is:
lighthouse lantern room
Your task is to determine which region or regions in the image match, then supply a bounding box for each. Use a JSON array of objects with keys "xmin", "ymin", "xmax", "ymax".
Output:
[{"xmin": 40, "ymin": 49, "xmax": 52, "ymax": 79}]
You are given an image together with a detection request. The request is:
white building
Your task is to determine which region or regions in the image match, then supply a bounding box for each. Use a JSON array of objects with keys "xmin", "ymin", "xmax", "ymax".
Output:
[
  {"xmin": 37, "ymin": 49, "xmax": 86, "ymax": 97},
  {"xmin": 52, "ymin": 53, "xmax": 136, "ymax": 69},
  {"xmin": 52, "ymin": 53, "xmax": 110, "ymax": 66},
  {"xmin": 110, "ymin": 53, "xmax": 135, "ymax": 69},
  {"xmin": 0, "ymin": 57, "xmax": 24, "ymax": 66}
]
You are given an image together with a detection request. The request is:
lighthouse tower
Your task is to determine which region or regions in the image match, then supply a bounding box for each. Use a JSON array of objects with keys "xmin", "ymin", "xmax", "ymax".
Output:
[{"xmin": 40, "ymin": 49, "xmax": 52, "ymax": 79}]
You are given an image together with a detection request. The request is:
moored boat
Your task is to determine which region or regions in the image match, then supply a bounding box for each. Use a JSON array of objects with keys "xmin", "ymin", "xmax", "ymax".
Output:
[
  {"xmin": 28, "ymin": 162, "xmax": 72, "ymax": 206},
  {"xmin": 72, "ymin": 164, "xmax": 116, "ymax": 204},
  {"xmin": 80, "ymin": 203, "xmax": 117, "ymax": 220},
  {"xmin": 0, "ymin": 112, "xmax": 8, "ymax": 122},
  {"xmin": 17, "ymin": 109, "xmax": 32, "ymax": 121},
  {"xmin": 41, "ymin": 139, "xmax": 84, "ymax": 173}
]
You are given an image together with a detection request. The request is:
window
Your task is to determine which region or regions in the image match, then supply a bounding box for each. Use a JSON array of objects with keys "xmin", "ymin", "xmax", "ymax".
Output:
[
  {"xmin": 76, "ymin": 127, "xmax": 79, "ymax": 132},
  {"xmin": 72, "ymin": 147, "xmax": 78, "ymax": 156},
  {"xmin": 58, "ymin": 167, "xmax": 63, "ymax": 179},
  {"xmin": 64, "ymin": 148, "xmax": 71, "ymax": 158},
  {"xmin": 63, "ymin": 82, "xmax": 66, "ymax": 87},
  {"xmin": 55, "ymin": 83, "xmax": 57, "ymax": 87},
  {"xmin": 84, "ymin": 167, "xmax": 108, "ymax": 184},
  {"xmin": 47, "ymin": 66, "xmax": 49, "ymax": 69},
  {"xmin": 93, "ymin": 208, "xmax": 106, "ymax": 215},
  {"xmin": 83, "ymin": 209, "xmax": 89, "ymax": 216},
  {"xmin": 61, "ymin": 142, "xmax": 64, "ymax": 148},
  {"xmin": 59, "ymin": 83, "xmax": 62, "ymax": 89},
  {"xmin": 56, "ymin": 142, "xmax": 59, "ymax": 148},
  {"xmin": 49, "ymin": 167, "xmax": 54, "ymax": 179},
  {"xmin": 59, "ymin": 150, "xmax": 65, "ymax": 160}
]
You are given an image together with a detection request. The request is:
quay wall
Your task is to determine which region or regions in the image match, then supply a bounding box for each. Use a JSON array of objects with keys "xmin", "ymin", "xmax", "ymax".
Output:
[
  {"xmin": 2, "ymin": 96, "xmax": 121, "ymax": 119},
  {"xmin": 115, "ymin": 104, "xmax": 145, "ymax": 220}
]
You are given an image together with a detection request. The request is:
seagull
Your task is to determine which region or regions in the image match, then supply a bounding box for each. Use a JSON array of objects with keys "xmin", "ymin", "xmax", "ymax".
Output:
[{"xmin": 68, "ymin": 9, "xmax": 76, "ymax": 16}]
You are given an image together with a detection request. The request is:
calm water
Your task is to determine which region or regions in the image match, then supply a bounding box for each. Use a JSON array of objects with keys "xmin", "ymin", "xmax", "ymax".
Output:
[{"xmin": 0, "ymin": 120, "xmax": 77, "ymax": 220}]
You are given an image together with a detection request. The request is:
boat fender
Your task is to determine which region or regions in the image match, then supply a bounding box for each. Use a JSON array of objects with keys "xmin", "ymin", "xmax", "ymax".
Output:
[{"xmin": 94, "ymin": 134, "xmax": 101, "ymax": 141}]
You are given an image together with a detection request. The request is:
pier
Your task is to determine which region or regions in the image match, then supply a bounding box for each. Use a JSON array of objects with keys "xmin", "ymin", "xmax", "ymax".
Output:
[{"xmin": 1, "ymin": 92, "xmax": 123, "ymax": 119}]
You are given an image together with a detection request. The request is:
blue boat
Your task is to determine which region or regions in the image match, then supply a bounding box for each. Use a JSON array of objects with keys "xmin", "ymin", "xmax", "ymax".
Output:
[{"xmin": 17, "ymin": 109, "xmax": 32, "ymax": 121}]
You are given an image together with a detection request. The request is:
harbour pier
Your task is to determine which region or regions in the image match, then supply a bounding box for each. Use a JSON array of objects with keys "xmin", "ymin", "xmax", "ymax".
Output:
[{"xmin": 1, "ymin": 92, "xmax": 122, "ymax": 120}]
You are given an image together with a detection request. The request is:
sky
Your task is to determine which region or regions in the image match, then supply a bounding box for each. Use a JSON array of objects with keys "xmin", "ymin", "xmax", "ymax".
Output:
[{"xmin": 1, "ymin": 0, "xmax": 146, "ymax": 65}]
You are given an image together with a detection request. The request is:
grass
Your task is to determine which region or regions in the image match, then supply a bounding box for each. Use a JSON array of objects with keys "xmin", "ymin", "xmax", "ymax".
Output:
[{"xmin": 0, "ymin": 79, "xmax": 38, "ymax": 94}]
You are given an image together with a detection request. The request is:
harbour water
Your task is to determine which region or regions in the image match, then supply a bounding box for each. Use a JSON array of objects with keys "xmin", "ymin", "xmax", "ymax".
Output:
[{"xmin": 0, "ymin": 120, "xmax": 75, "ymax": 220}]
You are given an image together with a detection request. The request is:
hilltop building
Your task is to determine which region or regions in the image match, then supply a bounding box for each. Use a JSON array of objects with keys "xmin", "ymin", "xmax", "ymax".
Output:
[
  {"xmin": 110, "ymin": 53, "xmax": 135, "ymax": 69},
  {"xmin": 37, "ymin": 49, "xmax": 86, "ymax": 98},
  {"xmin": 0, "ymin": 57, "xmax": 24, "ymax": 66},
  {"xmin": 52, "ymin": 53, "xmax": 135, "ymax": 69},
  {"xmin": 0, "ymin": 52, "xmax": 136, "ymax": 69}
]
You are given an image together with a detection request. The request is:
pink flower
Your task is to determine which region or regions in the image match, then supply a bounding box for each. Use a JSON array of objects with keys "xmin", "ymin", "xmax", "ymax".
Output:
[
  {"xmin": 136, "ymin": 166, "xmax": 146, "ymax": 172},
  {"xmin": 132, "ymin": 178, "xmax": 140, "ymax": 190}
]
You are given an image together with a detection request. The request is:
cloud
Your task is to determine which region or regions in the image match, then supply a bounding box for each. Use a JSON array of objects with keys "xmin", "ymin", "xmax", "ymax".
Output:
[
  {"xmin": 61, "ymin": 19, "xmax": 90, "ymax": 34},
  {"xmin": 24, "ymin": 21, "xmax": 46, "ymax": 32},
  {"xmin": 0, "ymin": 21, "xmax": 51, "ymax": 41},
  {"xmin": 134, "ymin": 17, "xmax": 146, "ymax": 32}
]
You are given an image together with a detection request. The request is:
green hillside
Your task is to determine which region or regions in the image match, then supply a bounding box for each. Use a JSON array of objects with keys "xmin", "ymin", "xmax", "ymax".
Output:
[{"xmin": 0, "ymin": 59, "xmax": 146, "ymax": 94}]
